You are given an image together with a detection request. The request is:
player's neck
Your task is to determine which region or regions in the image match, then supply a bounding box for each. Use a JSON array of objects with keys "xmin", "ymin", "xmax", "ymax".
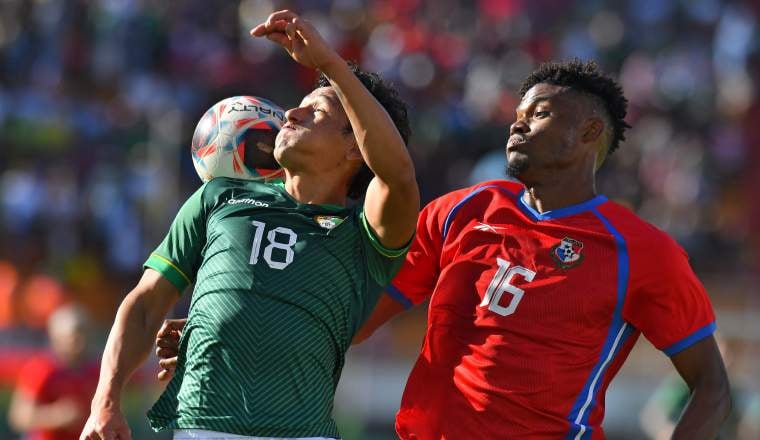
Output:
[
  {"xmin": 283, "ymin": 171, "xmax": 347, "ymax": 206},
  {"xmin": 522, "ymin": 175, "xmax": 597, "ymax": 214}
]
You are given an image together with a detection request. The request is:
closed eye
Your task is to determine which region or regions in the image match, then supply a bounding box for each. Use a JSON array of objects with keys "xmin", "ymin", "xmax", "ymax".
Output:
[{"xmin": 535, "ymin": 111, "xmax": 550, "ymax": 118}]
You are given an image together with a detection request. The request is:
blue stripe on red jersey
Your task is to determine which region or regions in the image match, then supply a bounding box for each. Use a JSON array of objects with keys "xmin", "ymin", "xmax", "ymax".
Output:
[
  {"xmin": 442, "ymin": 185, "xmax": 500, "ymax": 239},
  {"xmin": 663, "ymin": 321, "xmax": 717, "ymax": 356},
  {"xmin": 565, "ymin": 208, "xmax": 633, "ymax": 440},
  {"xmin": 386, "ymin": 283, "xmax": 414, "ymax": 310}
]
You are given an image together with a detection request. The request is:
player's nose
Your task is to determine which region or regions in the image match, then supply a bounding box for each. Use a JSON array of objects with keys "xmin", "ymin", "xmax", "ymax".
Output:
[
  {"xmin": 285, "ymin": 106, "xmax": 307, "ymax": 123},
  {"xmin": 509, "ymin": 118, "xmax": 529, "ymax": 136}
]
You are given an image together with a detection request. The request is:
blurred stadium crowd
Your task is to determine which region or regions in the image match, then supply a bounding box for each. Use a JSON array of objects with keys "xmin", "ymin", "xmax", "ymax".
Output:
[{"xmin": 0, "ymin": 0, "xmax": 758, "ymax": 438}]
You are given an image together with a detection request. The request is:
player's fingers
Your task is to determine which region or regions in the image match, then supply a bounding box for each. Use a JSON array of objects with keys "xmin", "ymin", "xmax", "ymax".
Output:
[
  {"xmin": 156, "ymin": 346, "xmax": 178, "ymax": 358},
  {"xmin": 266, "ymin": 9, "xmax": 298, "ymax": 27},
  {"xmin": 265, "ymin": 32, "xmax": 291, "ymax": 48},
  {"xmin": 291, "ymin": 17, "xmax": 317, "ymax": 40},
  {"xmin": 250, "ymin": 23, "xmax": 267, "ymax": 36},
  {"xmin": 156, "ymin": 335, "xmax": 179, "ymax": 348},
  {"xmin": 157, "ymin": 369, "xmax": 173, "ymax": 382},
  {"xmin": 285, "ymin": 22, "xmax": 297, "ymax": 41},
  {"xmin": 158, "ymin": 357, "xmax": 178, "ymax": 369},
  {"xmin": 165, "ymin": 318, "xmax": 187, "ymax": 332},
  {"xmin": 253, "ymin": 20, "xmax": 288, "ymax": 35}
]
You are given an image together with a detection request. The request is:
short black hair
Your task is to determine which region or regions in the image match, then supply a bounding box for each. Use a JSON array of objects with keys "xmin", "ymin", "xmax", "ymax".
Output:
[
  {"xmin": 315, "ymin": 62, "xmax": 411, "ymax": 200},
  {"xmin": 519, "ymin": 59, "xmax": 630, "ymax": 156}
]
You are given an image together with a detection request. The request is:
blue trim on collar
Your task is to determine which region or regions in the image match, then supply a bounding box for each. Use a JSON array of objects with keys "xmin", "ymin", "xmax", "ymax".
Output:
[{"xmin": 517, "ymin": 189, "xmax": 608, "ymax": 221}]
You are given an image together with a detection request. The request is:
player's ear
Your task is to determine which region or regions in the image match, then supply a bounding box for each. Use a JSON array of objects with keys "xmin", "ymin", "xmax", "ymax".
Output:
[
  {"xmin": 581, "ymin": 117, "xmax": 604, "ymax": 144},
  {"xmin": 344, "ymin": 138, "xmax": 362, "ymax": 162}
]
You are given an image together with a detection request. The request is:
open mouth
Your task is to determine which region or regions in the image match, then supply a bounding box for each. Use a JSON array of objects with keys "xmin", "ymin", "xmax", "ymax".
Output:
[{"xmin": 507, "ymin": 136, "xmax": 528, "ymax": 150}]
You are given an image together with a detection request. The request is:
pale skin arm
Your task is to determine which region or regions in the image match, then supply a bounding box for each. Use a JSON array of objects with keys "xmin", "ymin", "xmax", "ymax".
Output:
[
  {"xmin": 252, "ymin": 10, "xmax": 420, "ymax": 248},
  {"xmin": 80, "ymin": 269, "xmax": 180, "ymax": 440},
  {"xmin": 669, "ymin": 335, "xmax": 732, "ymax": 439}
]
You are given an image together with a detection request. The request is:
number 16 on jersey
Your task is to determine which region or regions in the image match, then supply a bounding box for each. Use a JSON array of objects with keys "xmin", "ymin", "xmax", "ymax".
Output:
[{"xmin": 480, "ymin": 258, "xmax": 536, "ymax": 316}]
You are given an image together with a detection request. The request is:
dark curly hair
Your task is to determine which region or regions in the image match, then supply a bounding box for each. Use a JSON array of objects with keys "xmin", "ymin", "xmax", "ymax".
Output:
[
  {"xmin": 315, "ymin": 62, "xmax": 411, "ymax": 199},
  {"xmin": 519, "ymin": 59, "xmax": 630, "ymax": 157}
]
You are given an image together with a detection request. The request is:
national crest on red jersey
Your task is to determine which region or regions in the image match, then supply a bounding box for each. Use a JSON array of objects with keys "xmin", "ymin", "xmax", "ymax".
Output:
[{"xmin": 551, "ymin": 237, "xmax": 584, "ymax": 269}]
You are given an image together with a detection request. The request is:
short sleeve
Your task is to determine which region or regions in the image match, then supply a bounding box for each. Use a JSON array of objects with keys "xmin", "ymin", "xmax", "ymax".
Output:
[
  {"xmin": 144, "ymin": 185, "xmax": 210, "ymax": 292},
  {"xmin": 385, "ymin": 198, "xmax": 446, "ymax": 309},
  {"xmin": 359, "ymin": 210, "xmax": 411, "ymax": 287},
  {"xmin": 623, "ymin": 238, "xmax": 716, "ymax": 356}
]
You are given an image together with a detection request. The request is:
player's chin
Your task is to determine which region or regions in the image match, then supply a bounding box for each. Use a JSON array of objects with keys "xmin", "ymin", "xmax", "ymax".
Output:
[{"xmin": 506, "ymin": 155, "xmax": 529, "ymax": 179}]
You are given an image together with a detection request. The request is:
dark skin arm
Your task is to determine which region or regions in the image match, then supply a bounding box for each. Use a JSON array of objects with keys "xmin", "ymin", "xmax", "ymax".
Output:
[
  {"xmin": 156, "ymin": 294, "xmax": 408, "ymax": 380},
  {"xmin": 669, "ymin": 335, "xmax": 732, "ymax": 439},
  {"xmin": 352, "ymin": 295, "xmax": 407, "ymax": 344}
]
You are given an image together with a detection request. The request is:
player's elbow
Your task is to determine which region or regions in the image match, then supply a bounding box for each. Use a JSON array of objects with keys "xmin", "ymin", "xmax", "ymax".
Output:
[
  {"xmin": 713, "ymin": 378, "xmax": 732, "ymax": 424},
  {"xmin": 696, "ymin": 366, "xmax": 732, "ymax": 424}
]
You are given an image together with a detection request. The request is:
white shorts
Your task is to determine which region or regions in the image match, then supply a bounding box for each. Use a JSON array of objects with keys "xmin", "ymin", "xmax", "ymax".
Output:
[{"xmin": 173, "ymin": 429, "xmax": 337, "ymax": 440}]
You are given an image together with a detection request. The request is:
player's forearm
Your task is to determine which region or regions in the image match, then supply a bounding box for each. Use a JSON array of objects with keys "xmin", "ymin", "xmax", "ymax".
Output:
[
  {"xmin": 320, "ymin": 58, "xmax": 415, "ymax": 188},
  {"xmin": 671, "ymin": 382, "xmax": 731, "ymax": 439},
  {"xmin": 92, "ymin": 282, "xmax": 174, "ymax": 409}
]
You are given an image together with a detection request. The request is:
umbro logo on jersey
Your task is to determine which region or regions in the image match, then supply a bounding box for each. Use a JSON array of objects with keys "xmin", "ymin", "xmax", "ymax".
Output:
[
  {"xmin": 551, "ymin": 237, "xmax": 584, "ymax": 269},
  {"xmin": 227, "ymin": 198, "xmax": 269, "ymax": 207},
  {"xmin": 473, "ymin": 222, "xmax": 506, "ymax": 232}
]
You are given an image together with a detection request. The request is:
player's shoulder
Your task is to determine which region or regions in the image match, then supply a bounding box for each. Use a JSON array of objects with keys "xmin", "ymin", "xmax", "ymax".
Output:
[
  {"xmin": 596, "ymin": 199, "xmax": 685, "ymax": 257},
  {"xmin": 426, "ymin": 179, "xmax": 522, "ymax": 212}
]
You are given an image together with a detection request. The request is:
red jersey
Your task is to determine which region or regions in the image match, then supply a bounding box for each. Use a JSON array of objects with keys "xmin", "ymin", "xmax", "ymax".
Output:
[
  {"xmin": 389, "ymin": 180, "xmax": 716, "ymax": 440},
  {"xmin": 15, "ymin": 354, "xmax": 99, "ymax": 440}
]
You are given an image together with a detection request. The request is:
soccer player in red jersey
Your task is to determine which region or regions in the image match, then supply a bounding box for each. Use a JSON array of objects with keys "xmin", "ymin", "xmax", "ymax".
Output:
[
  {"xmin": 356, "ymin": 60, "xmax": 730, "ymax": 439},
  {"xmin": 157, "ymin": 60, "xmax": 731, "ymax": 439},
  {"xmin": 8, "ymin": 305, "xmax": 99, "ymax": 440}
]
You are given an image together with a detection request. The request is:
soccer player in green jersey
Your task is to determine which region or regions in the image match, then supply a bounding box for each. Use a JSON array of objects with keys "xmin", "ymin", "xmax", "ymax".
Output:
[{"xmin": 80, "ymin": 10, "xmax": 419, "ymax": 440}]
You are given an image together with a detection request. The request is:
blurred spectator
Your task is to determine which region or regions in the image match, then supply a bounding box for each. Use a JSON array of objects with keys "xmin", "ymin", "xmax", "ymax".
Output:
[{"xmin": 7, "ymin": 304, "xmax": 98, "ymax": 440}]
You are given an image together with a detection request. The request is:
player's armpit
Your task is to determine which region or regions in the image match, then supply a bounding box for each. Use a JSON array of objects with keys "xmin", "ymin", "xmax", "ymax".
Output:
[
  {"xmin": 668, "ymin": 335, "xmax": 732, "ymax": 439},
  {"xmin": 353, "ymin": 294, "xmax": 407, "ymax": 344}
]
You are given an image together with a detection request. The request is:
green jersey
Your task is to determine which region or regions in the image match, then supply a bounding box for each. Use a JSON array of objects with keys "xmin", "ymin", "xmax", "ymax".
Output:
[{"xmin": 145, "ymin": 177, "xmax": 408, "ymax": 438}]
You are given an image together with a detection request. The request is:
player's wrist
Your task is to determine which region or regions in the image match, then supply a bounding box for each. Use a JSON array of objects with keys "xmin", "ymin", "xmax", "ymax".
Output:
[
  {"xmin": 90, "ymin": 390, "xmax": 121, "ymax": 412},
  {"xmin": 316, "ymin": 54, "xmax": 347, "ymax": 78}
]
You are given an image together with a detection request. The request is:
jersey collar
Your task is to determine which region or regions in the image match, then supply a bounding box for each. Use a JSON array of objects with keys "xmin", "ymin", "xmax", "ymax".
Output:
[{"xmin": 517, "ymin": 189, "xmax": 607, "ymax": 221}]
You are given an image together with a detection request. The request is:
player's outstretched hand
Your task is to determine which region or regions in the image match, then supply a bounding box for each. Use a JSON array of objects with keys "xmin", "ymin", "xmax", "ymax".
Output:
[
  {"xmin": 155, "ymin": 318, "xmax": 185, "ymax": 382},
  {"xmin": 250, "ymin": 10, "xmax": 342, "ymax": 72},
  {"xmin": 80, "ymin": 405, "xmax": 131, "ymax": 440}
]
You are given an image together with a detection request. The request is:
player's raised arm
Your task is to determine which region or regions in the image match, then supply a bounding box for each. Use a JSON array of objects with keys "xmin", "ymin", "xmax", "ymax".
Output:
[
  {"xmin": 252, "ymin": 10, "xmax": 419, "ymax": 248},
  {"xmin": 81, "ymin": 270, "xmax": 180, "ymax": 440}
]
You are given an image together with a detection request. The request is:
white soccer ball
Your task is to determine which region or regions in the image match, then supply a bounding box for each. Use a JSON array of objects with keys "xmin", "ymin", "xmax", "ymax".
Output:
[{"xmin": 191, "ymin": 96, "xmax": 285, "ymax": 182}]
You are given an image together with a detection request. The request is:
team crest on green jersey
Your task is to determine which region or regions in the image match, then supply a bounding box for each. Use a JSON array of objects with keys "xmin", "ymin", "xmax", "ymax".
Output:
[
  {"xmin": 551, "ymin": 237, "xmax": 584, "ymax": 269},
  {"xmin": 314, "ymin": 215, "xmax": 345, "ymax": 230}
]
